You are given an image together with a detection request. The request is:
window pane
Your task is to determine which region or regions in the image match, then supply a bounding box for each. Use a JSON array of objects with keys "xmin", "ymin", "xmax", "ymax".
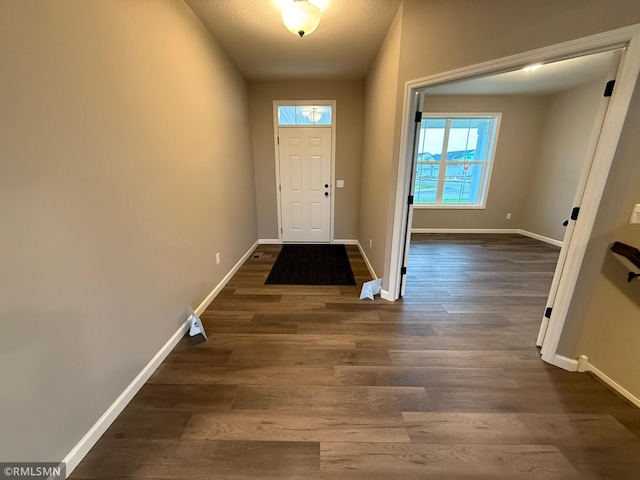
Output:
[
  {"xmin": 413, "ymin": 114, "xmax": 498, "ymax": 208},
  {"xmin": 417, "ymin": 118, "xmax": 446, "ymax": 161},
  {"xmin": 277, "ymin": 106, "xmax": 297, "ymax": 125},
  {"xmin": 296, "ymin": 106, "xmax": 332, "ymax": 125},
  {"xmin": 447, "ymin": 118, "xmax": 492, "ymax": 161},
  {"xmin": 442, "ymin": 164, "xmax": 483, "ymax": 204},
  {"xmin": 277, "ymin": 105, "xmax": 332, "ymax": 125},
  {"xmin": 414, "ymin": 163, "xmax": 439, "ymax": 204}
]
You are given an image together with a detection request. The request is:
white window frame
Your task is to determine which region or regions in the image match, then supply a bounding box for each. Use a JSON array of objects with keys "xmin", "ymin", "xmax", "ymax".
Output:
[
  {"xmin": 275, "ymin": 103, "xmax": 334, "ymax": 127},
  {"xmin": 414, "ymin": 113, "xmax": 501, "ymax": 209}
]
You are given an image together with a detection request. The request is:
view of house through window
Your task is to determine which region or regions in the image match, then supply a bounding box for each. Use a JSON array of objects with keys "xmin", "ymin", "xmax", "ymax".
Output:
[{"xmin": 414, "ymin": 115, "xmax": 500, "ymax": 207}]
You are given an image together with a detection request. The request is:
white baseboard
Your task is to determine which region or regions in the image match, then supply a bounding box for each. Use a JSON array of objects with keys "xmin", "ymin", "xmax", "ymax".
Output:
[
  {"xmin": 193, "ymin": 240, "xmax": 259, "ymax": 316},
  {"xmin": 63, "ymin": 240, "xmax": 259, "ymax": 477},
  {"xmin": 411, "ymin": 228, "xmax": 519, "ymax": 234},
  {"xmin": 380, "ymin": 289, "xmax": 393, "ymax": 301},
  {"xmin": 518, "ymin": 229, "xmax": 563, "ymax": 247},
  {"xmin": 63, "ymin": 319, "xmax": 189, "ymax": 475},
  {"xmin": 410, "ymin": 228, "xmax": 563, "ymax": 248},
  {"xmin": 586, "ymin": 361, "xmax": 640, "ymax": 410},
  {"xmin": 355, "ymin": 242, "xmax": 393, "ymax": 302},
  {"xmin": 258, "ymin": 238, "xmax": 281, "ymax": 245},
  {"xmin": 542, "ymin": 354, "xmax": 640, "ymax": 409},
  {"xmin": 259, "ymin": 239, "xmax": 358, "ymax": 246},
  {"xmin": 356, "ymin": 241, "xmax": 377, "ymax": 279},
  {"xmin": 551, "ymin": 354, "xmax": 579, "ymax": 372}
]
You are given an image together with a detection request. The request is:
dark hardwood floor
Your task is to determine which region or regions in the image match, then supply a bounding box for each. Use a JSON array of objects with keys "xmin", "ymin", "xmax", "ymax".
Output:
[{"xmin": 71, "ymin": 234, "xmax": 640, "ymax": 479}]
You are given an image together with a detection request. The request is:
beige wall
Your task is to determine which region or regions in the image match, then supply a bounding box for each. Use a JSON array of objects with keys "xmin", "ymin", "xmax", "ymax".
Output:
[
  {"xmin": 0, "ymin": 0, "xmax": 257, "ymax": 462},
  {"xmin": 522, "ymin": 80, "xmax": 608, "ymax": 241},
  {"xmin": 359, "ymin": 5, "xmax": 403, "ymax": 277},
  {"xmin": 248, "ymin": 80, "xmax": 364, "ymax": 240},
  {"xmin": 411, "ymin": 95, "xmax": 548, "ymax": 230},
  {"xmin": 558, "ymin": 83, "xmax": 640, "ymax": 399}
]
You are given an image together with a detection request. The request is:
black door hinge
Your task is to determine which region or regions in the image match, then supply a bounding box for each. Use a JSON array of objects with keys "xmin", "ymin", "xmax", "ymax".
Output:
[
  {"xmin": 604, "ymin": 80, "xmax": 615, "ymax": 97},
  {"xmin": 571, "ymin": 207, "xmax": 580, "ymax": 221},
  {"xmin": 545, "ymin": 307, "xmax": 552, "ymax": 319},
  {"xmin": 415, "ymin": 111, "xmax": 423, "ymax": 123},
  {"xmin": 401, "ymin": 266, "xmax": 407, "ymax": 275},
  {"xmin": 408, "ymin": 195, "xmax": 414, "ymax": 205}
]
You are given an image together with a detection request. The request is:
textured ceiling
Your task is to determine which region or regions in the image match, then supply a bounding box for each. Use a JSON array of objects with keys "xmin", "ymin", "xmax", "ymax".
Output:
[{"xmin": 185, "ymin": 0, "xmax": 402, "ymax": 80}]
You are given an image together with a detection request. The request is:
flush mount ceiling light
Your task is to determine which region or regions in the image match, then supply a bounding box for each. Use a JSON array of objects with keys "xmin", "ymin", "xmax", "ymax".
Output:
[
  {"xmin": 281, "ymin": 0, "xmax": 322, "ymax": 37},
  {"xmin": 301, "ymin": 106, "xmax": 325, "ymax": 122}
]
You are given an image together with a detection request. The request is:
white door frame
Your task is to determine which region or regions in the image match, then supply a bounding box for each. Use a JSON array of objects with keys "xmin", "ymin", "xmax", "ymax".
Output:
[
  {"xmin": 535, "ymin": 49, "xmax": 622, "ymax": 348},
  {"xmin": 273, "ymin": 100, "xmax": 337, "ymax": 243},
  {"xmin": 385, "ymin": 24, "xmax": 640, "ymax": 370}
]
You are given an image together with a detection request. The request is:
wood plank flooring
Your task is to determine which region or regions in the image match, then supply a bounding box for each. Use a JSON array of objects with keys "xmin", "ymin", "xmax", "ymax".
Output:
[{"xmin": 70, "ymin": 234, "xmax": 640, "ymax": 479}]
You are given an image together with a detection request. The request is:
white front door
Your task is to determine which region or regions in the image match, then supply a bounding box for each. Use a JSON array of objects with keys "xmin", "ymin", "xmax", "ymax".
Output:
[{"xmin": 278, "ymin": 127, "xmax": 332, "ymax": 242}]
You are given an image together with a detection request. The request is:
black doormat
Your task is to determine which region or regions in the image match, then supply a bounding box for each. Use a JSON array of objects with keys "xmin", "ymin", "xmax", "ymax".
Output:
[{"xmin": 265, "ymin": 244, "xmax": 356, "ymax": 286}]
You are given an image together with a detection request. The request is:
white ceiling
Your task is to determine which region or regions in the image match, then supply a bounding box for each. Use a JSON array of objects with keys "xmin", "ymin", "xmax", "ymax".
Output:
[
  {"xmin": 424, "ymin": 49, "xmax": 621, "ymax": 96},
  {"xmin": 185, "ymin": 0, "xmax": 402, "ymax": 80}
]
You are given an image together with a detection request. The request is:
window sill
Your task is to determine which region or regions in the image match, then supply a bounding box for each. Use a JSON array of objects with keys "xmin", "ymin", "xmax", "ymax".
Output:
[{"xmin": 413, "ymin": 205, "xmax": 486, "ymax": 210}]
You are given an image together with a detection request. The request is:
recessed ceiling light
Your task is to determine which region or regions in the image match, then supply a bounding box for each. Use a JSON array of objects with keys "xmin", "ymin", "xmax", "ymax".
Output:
[{"xmin": 522, "ymin": 64, "xmax": 543, "ymax": 72}]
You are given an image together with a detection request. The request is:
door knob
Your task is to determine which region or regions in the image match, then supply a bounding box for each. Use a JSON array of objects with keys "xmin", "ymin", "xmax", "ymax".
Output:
[
  {"xmin": 325, "ymin": 184, "xmax": 329, "ymax": 188},
  {"xmin": 562, "ymin": 220, "xmax": 569, "ymax": 227},
  {"xmin": 324, "ymin": 192, "xmax": 329, "ymax": 197}
]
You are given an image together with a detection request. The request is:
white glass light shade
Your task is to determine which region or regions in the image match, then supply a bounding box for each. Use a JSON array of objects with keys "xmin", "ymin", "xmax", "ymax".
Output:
[
  {"xmin": 281, "ymin": 0, "xmax": 321, "ymax": 37},
  {"xmin": 301, "ymin": 106, "xmax": 325, "ymax": 122}
]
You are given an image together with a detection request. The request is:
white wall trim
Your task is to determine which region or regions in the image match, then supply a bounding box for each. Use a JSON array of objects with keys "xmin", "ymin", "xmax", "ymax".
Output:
[
  {"xmin": 356, "ymin": 241, "xmax": 378, "ymax": 280},
  {"xmin": 355, "ymin": 241, "xmax": 397, "ymax": 302},
  {"xmin": 412, "ymin": 228, "xmax": 519, "ymax": 234},
  {"xmin": 259, "ymin": 238, "xmax": 282, "ymax": 245},
  {"xmin": 550, "ymin": 354, "xmax": 579, "ymax": 372},
  {"xmin": 356, "ymin": 242, "xmax": 395, "ymax": 302},
  {"xmin": 540, "ymin": 31, "xmax": 640, "ymax": 363},
  {"xmin": 259, "ymin": 239, "xmax": 358, "ymax": 246},
  {"xmin": 546, "ymin": 353, "xmax": 640, "ymax": 408},
  {"xmin": 63, "ymin": 240, "xmax": 258, "ymax": 477},
  {"xmin": 410, "ymin": 228, "xmax": 563, "ymax": 247},
  {"xmin": 404, "ymin": 28, "xmax": 636, "ymax": 91},
  {"xmin": 586, "ymin": 361, "xmax": 640, "ymax": 410},
  {"xmin": 518, "ymin": 229, "xmax": 563, "ymax": 248},
  {"xmin": 334, "ymin": 239, "xmax": 358, "ymax": 245},
  {"xmin": 63, "ymin": 320, "xmax": 189, "ymax": 475},
  {"xmin": 380, "ymin": 289, "xmax": 393, "ymax": 301}
]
